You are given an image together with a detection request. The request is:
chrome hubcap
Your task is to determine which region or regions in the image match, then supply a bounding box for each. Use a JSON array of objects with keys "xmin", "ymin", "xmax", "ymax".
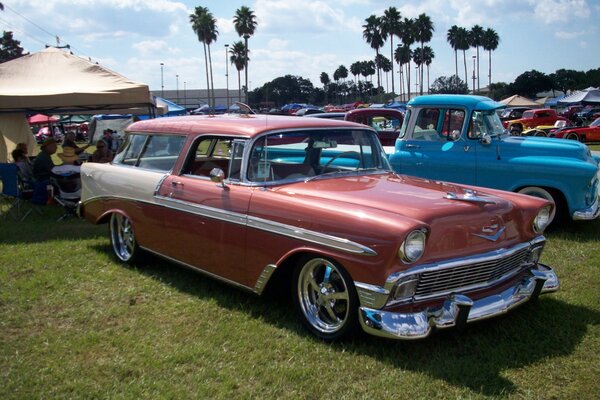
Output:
[
  {"xmin": 111, "ymin": 214, "xmax": 135, "ymax": 261},
  {"xmin": 297, "ymin": 258, "xmax": 349, "ymax": 334}
]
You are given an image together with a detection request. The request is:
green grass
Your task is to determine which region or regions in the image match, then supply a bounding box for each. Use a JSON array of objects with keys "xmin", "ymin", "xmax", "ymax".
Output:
[
  {"xmin": 588, "ymin": 144, "xmax": 600, "ymax": 151},
  {"xmin": 0, "ymin": 206, "xmax": 599, "ymax": 399}
]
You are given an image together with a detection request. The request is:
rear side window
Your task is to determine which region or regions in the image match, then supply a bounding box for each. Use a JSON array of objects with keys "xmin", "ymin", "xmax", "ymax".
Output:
[
  {"xmin": 412, "ymin": 108, "xmax": 465, "ymax": 141},
  {"xmin": 113, "ymin": 133, "xmax": 185, "ymax": 172}
]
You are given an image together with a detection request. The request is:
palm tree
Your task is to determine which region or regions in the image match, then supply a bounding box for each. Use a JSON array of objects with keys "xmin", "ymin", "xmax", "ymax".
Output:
[
  {"xmin": 395, "ymin": 44, "xmax": 412, "ymax": 102},
  {"xmin": 413, "ymin": 13, "xmax": 434, "ymax": 95},
  {"xmin": 190, "ymin": 6, "xmax": 217, "ymax": 107},
  {"xmin": 350, "ymin": 61, "xmax": 361, "ymax": 84},
  {"xmin": 320, "ymin": 72, "xmax": 330, "ymax": 103},
  {"xmin": 400, "ymin": 18, "xmax": 415, "ymax": 100},
  {"xmin": 469, "ymin": 25, "xmax": 484, "ymax": 92},
  {"xmin": 482, "ymin": 28, "xmax": 500, "ymax": 91},
  {"xmin": 381, "ymin": 7, "xmax": 401, "ymax": 95},
  {"xmin": 422, "ymin": 46, "xmax": 435, "ymax": 94},
  {"xmin": 233, "ymin": 6, "xmax": 257, "ymax": 104},
  {"xmin": 229, "ymin": 41, "xmax": 246, "ymax": 102},
  {"xmin": 447, "ymin": 25, "xmax": 460, "ymax": 90},
  {"xmin": 380, "ymin": 56, "xmax": 392, "ymax": 94},
  {"xmin": 456, "ymin": 27, "xmax": 470, "ymax": 85},
  {"xmin": 362, "ymin": 15, "xmax": 386, "ymax": 95}
]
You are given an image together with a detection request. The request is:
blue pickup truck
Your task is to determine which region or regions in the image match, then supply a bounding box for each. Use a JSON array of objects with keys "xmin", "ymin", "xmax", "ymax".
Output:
[{"xmin": 388, "ymin": 95, "xmax": 600, "ymax": 222}]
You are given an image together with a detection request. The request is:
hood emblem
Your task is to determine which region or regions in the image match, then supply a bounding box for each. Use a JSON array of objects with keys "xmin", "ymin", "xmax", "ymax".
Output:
[
  {"xmin": 473, "ymin": 224, "xmax": 505, "ymax": 241},
  {"xmin": 445, "ymin": 189, "xmax": 496, "ymax": 204}
]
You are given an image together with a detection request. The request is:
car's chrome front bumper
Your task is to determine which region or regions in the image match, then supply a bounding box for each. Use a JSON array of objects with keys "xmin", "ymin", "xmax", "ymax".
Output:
[
  {"xmin": 573, "ymin": 195, "xmax": 599, "ymax": 220},
  {"xmin": 358, "ymin": 264, "xmax": 559, "ymax": 340}
]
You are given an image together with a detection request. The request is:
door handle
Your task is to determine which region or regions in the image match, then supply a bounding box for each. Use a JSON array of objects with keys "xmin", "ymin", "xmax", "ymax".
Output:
[
  {"xmin": 405, "ymin": 144, "xmax": 421, "ymax": 149},
  {"xmin": 171, "ymin": 181, "xmax": 184, "ymax": 188}
]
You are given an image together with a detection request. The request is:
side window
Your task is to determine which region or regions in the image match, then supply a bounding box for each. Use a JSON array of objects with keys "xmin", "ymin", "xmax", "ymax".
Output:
[
  {"xmin": 113, "ymin": 134, "xmax": 148, "ymax": 166},
  {"xmin": 137, "ymin": 135, "xmax": 185, "ymax": 172},
  {"xmin": 413, "ymin": 108, "xmax": 464, "ymax": 141},
  {"xmin": 183, "ymin": 137, "xmax": 238, "ymax": 179}
]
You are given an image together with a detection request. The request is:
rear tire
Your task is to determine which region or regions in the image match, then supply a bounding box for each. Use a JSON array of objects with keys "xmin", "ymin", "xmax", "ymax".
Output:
[
  {"xmin": 109, "ymin": 213, "xmax": 140, "ymax": 263},
  {"xmin": 531, "ymin": 130, "xmax": 546, "ymax": 137},
  {"xmin": 565, "ymin": 132, "xmax": 579, "ymax": 141},
  {"xmin": 509, "ymin": 125, "xmax": 522, "ymax": 136},
  {"xmin": 292, "ymin": 256, "xmax": 359, "ymax": 341}
]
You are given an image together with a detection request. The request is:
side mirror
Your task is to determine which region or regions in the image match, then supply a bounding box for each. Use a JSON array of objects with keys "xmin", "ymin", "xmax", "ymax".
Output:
[
  {"xmin": 480, "ymin": 134, "xmax": 492, "ymax": 145},
  {"xmin": 210, "ymin": 168, "xmax": 227, "ymax": 188},
  {"xmin": 448, "ymin": 130, "xmax": 461, "ymax": 141}
]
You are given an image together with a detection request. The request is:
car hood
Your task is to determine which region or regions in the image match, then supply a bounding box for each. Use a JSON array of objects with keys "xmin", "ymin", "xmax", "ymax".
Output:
[
  {"xmin": 267, "ymin": 172, "xmax": 538, "ymax": 260},
  {"xmin": 498, "ymin": 135, "xmax": 595, "ymax": 163}
]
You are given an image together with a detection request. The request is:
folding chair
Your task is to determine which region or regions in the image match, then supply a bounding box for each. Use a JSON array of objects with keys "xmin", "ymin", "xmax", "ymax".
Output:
[
  {"xmin": 50, "ymin": 173, "xmax": 81, "ymax": 222},
  {"xmin": 0, "ymin": 163, "xmax": 34, "ymax": 221}
]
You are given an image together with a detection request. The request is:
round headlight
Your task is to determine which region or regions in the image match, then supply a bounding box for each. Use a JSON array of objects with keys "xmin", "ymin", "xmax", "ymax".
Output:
[
  {"xmin": 399, "ymin": 230, "xmax": 426, "ymax": 264},
  {"xmin": 533, "ymin": 206, "xmax": 551, "ymax": 233}
]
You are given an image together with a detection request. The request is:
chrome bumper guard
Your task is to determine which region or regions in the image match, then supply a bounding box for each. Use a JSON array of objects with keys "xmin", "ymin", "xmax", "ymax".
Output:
[{"xmin": 359, "ymin": 264, "xmax": 559, "ymax": 340}]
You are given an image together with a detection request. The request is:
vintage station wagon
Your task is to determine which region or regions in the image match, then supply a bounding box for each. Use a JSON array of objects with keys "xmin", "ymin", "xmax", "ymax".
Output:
[{"xmin": 80, "ymin": 114, "xmax": 559, "ymax": 340}]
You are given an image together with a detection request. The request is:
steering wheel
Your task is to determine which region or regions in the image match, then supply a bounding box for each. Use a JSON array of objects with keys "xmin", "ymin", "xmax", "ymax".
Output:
[{"xmin": 323, "ymin": 151, "xmax": 361, "ymax": 170}]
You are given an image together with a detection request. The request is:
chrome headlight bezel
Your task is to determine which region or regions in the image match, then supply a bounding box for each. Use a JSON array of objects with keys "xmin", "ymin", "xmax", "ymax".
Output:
[
  {"xmin": 533, "ymin": 206, "xmax": 552, "ymax": 233},
  {"xmin": 399, "ymin": 229, "xmax": 427, "ymax": 264}
]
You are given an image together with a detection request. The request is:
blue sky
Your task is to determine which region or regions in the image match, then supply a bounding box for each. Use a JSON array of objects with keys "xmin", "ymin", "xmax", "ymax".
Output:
[{"xmin": 2, "ymin": 0, "xmax": 599, "ymax": 95}]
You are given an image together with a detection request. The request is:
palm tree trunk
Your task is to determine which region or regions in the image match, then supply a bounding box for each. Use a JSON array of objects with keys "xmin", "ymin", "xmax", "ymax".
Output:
[
  {"xmin": 427, "ymin": 65, "xmax": 430, "ymax": 94},
  {"xmin": 406, "ymin": 60, "xmax": 411, "ymax": 101},
  {"xmin": 419, "ymin": 43, "xmax": 424, "ymax": 95},
  {"xmin": 398, "ymin": 63, "xmax": 403, "ymax": 101},
  {"xmin": 462, "ymin": 50, "xmax": 468, "ymax": 86},
  {"xmin": 476, "ymin": 46, "xmax": 480, "ymax": 92},
  {"xmin": 390, "ymin": 38, "xmax": 395, "ymax": 95},
  {"xmin": 244, "ymin": 37, "xmax": 249, "ymax": 104},
  {"xmin": 454, "ymin": 49, "xmax": 458, "ymax": 93},
  {"xmin": 488, "ymin": 49, "xmax": 492, "ymax": 92},
  {"xmin": 238, "ymin": 70, "xmax": 241, "ymax": 102},
  {"xmin": 203, "ymin": 42, "xmax": 210, "ymax": 107},
  {"xmin": 208, "ymin": 44, "xmax": 215, "ymax": 109}
]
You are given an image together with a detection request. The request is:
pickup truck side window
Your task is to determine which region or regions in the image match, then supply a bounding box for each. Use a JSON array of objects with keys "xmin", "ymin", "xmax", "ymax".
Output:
[{"xmin": 412, "ymin": 108, "xmax": 465, "ymax": 141}]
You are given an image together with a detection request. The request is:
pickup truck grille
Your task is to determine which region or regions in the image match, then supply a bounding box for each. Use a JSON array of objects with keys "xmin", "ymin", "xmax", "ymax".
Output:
[{"xmin": 414, "ymin": 247, "xmax": 530, "ymax": 299}]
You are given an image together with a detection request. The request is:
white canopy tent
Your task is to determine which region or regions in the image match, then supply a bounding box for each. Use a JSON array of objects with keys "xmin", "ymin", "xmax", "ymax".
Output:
[
  {"xmin": 557, "ymin": 89, "xmax": 600, "ymax": 105},
  {"xmin": 499, "ymin": 95, "xmax": 542, "ymax": 108}
]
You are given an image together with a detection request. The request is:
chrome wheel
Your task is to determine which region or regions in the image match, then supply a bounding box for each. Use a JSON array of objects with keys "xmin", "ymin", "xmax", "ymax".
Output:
[
  {"xmin": 295, "ymin": 257, "xmax": 357, "ymax": 339},
  {"xmin": 110, "ymin": 213, "xmax": 137, "ymax": 262},
  {"xmin": 566, "ymin": 133, "xmax": 579, "ymax": 141}
]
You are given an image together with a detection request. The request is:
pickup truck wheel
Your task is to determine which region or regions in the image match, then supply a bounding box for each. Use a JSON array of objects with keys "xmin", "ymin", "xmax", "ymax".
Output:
[
  {"xmin": 110, "ymin": 213, "xmax": 140, "ymax": 263},
  {"xmin": 509, "ymin": 125, "xmax": 522, "ymax": 135},
  {"xmin": 517, "ymin": 187, "xmax": 558, "ymax": 224},
  {"xmin": 565, "ymin": 132, "xmax": 580, "ymax": 141},
  {"xmin": 531, "ymin": 129, "xmax": 546, "ymax": 137},
  {"xmin": 293, "ymin": 256, "xmax": 359, "ymax": 341}
]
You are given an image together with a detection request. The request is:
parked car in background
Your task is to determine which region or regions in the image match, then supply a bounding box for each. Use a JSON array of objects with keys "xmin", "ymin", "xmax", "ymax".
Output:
[
  {"xmin": 499, "ymin": 107, "xmax": 532, "ymax": 123},
  {"xmin": 521, "ymin": 120, "xmax": 571, "ymax": 137},
  {"xmin": 344, "ymin": 108, "xmax": 404, "ymax": 146},
  {"xmin": 388, "ymin": 95, "xmax": 600, "ymax": 223},
  {"xmin": 576, "ymin": 107, "xmax": 600, "ymax": 122},
  {"xmin": 504, "ymin": 108, "xmax": 567, "ymax": 135},
  {"xmin": 79, "ymin": 114, "xmax": 559, "ymax": 341},
  {"xmin": 560, "ymin": 105, "xmax": 584, "ymax": 122},
  {"xmin": 305, "ymin": 112, "xmax": 346, "ymax": 120},
  {"xmin": 34, "ymin": 126, "xmax": 63, "ymax": 143},
  {"xmin": 549, "ymin": 117, "xmax": 600, "ymax": 142},
  {"xmin": 295, "ymin": 108, "xmax": 324, "ymax": 116}
]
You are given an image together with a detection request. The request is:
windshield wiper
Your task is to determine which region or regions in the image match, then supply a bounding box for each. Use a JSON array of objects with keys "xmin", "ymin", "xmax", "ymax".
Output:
[{"xmin": 303, "ymin": 167, "xmax": 388, "ymax": 183}]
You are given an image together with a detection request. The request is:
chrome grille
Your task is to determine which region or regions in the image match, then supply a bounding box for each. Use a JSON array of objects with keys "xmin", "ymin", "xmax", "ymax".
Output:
[{"xmin": 414, "ymin": 247, "xmax": 530, "ymax": 298}]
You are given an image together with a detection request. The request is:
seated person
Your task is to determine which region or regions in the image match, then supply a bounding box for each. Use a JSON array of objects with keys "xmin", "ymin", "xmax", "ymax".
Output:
[
  {"xmin": 52, "ymin": 147, "xmax": 81, "ymax": 176},
  {"xmin": 90, "ymin": 139, "xmax": 114, "ymax": 163},
  {"xmin": 62, "ymin": 131, "xmax": 90, "ymax": 156},
  {"xmin": 32, "ymin": 138, "xmax": 58, "ymax": 182},
  {"xmin": 11, "ymin": 148, "xmax": 34, "ymax": 187}
]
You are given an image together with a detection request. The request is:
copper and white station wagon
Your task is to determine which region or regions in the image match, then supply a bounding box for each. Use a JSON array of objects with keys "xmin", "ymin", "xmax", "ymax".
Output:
[{"xmin": 80, "ymin": 114, "xmax": 559, "ymax": 340}]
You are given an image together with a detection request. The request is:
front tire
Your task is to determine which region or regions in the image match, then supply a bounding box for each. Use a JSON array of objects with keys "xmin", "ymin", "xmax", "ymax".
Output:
[
  {"xmin": 565, "ymin": 132, "xmax": 580, "ymax": 141},
  {"xmin": 109, "ymin": 213, "xmax": 140, "ymax": 263},
  {"xmin": 293, "ymin": 256, "xmax": 359, "ymax": 341},
  {"xmin": 517, "ymin": 186, "xmax": 559, "ymax": 224}
]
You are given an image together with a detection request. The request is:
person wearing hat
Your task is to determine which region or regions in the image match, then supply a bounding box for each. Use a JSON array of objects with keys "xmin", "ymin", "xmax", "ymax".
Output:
[
  {"xmin": 62, "ymin": 131, "xmax": 90, "ymax": 155},
  {"xmin": 52, "ymin": 147, "xmax": 81, "ymax": 176},
  {"xmin": 32, "ymin": 138, "xmax": 58, "ymax": 182}
]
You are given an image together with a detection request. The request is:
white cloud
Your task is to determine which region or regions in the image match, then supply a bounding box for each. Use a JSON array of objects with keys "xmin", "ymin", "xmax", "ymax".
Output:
[
  {"xmin": 529, "ymin": 0, "xmax": 590, "ymax": 24},
  {"xmin": 268, "ymin": 39, "xmax": 288, "ymax": 51},
  {"xmin": 554, "ymin": 31, "xmax": 585, "ymax": 40}
]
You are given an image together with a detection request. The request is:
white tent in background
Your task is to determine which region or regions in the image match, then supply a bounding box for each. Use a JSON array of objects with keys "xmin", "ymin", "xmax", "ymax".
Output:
[
  {"xmin": 0, "ymin": 114, "xmax": 38, "ymax": 163},
  {"xmin": 0, "ymin": 47, "xmax": 154, "ymax": 115},
  {"xmin": 557, "ymin": 89, "xmax": 600, "ymax": 105},
  {"xmin": 499, "ymin": 95, "xmax": 542, "ymax": 108}
]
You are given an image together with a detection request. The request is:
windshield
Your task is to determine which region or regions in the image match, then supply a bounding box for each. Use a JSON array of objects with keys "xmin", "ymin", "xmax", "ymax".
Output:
[
  {"xmin": 470, "ymin": 110, "xmax": 506, "ymax": 138},
  {"xmin": 247, "ymin": 129, "xmax": 391, "ymax": 183}
]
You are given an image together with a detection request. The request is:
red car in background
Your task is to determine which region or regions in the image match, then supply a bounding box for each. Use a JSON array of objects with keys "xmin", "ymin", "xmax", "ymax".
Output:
[
  {"xmin": 550, "ymin": 117, "xmax": 600, "ymax": 142},
  {"xmin": 345, "ymin": 108, "xmax": 404, "ymax": 146},
  {"xmin": 504, "ymin": 108, "xmax": 568, "ymax": 135}
]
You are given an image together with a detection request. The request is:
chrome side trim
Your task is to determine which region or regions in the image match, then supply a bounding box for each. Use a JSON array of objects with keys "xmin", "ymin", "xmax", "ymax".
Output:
[
  {"xmin": 246, "ymin": 216, "xmax": 378, "ymax": 256},
  {"xmin": 140, "ymin": 246, "xmax": 257, "ymax": 294},
  {"xmin": 254, "ymin": 264, "xmax": 277, "ymax": 295},
  {"xmin": 359, "ymin": 263, "xmax": 559, "ymax": 340},
  {"xmin": 83, "ymin": 194, "xmax": 377, "ymax": 257}
]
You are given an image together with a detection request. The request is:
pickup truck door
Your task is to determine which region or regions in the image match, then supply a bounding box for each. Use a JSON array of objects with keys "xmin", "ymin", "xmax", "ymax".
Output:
[{"xmin": 390, "ymin": 107, "xmax": 477, "ymax": 185}]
